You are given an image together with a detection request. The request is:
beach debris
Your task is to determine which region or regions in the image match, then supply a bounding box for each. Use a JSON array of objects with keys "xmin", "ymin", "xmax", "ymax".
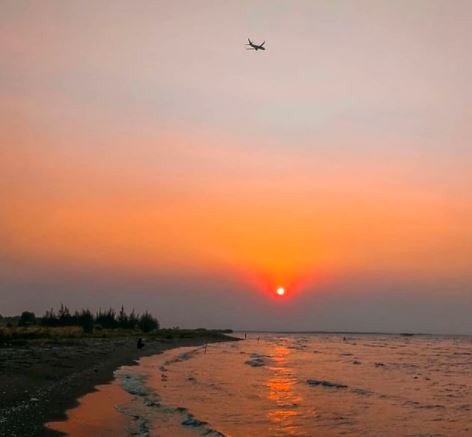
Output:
[
  {"xmin": 182, "ymin": 414, "xmax": 207, "ymax": 427},
  {"xmin": 278, "ymin": 402, "xmax": 299, "ymax": 409},
  {"xmin": 205, "ymin": 432, "xmax": 226, "ymax": 437},
  {"xmin": 375, "ymin": 362, "xmax": 385, "ymax": 367},
  {"xmin": 245, "ymin": 353, "xmax": 271, "ymax": 367},
  {"xmin": 352, "ymin": 360, "xmax": 361, "ymax": 365},
  {"xmin": 307, "ymin": 379, "xmax": 348, "ymax": 389},
  {"xmin": 245, "ymin": 358, "xmax": 265, "ymax": 367},
  {"xmin": 144, "ymin": 398, "xmax": 160, "ymax": 407},
  {"xmin": 351, "ymin": 388, "xmax": 371, "ymax": 396},
  {"xmin": 250, "ymin": 352, "xmax": 270, "ymax": 358}
]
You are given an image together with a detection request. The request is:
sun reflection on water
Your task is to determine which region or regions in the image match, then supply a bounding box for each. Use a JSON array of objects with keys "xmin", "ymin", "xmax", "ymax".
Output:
[{"xmin": 265, "ymin": 346, "xmax": 304, "ymax": 435}]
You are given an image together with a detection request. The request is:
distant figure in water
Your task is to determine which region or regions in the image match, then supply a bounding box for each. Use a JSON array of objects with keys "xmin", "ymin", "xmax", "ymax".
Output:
[
  {"xmin": 244, "ymin": 332, "xmax": 247, "ymax": 339},
  {"xmin": 137, "ymin": 338, "xmax": 144, "ymax": 350},
  {"xmin": 204, "ymin": 343, "xmax": 208, "ymax": 354},
  {"xmin": 257, "ymin": 337, "xmax": 260, "ymax": 343}
]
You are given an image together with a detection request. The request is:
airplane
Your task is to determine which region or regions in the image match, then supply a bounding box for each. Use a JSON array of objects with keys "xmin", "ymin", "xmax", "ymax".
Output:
[{"xmin": 245, "ymin": 38, "xmax": 266, "ymax": 51}]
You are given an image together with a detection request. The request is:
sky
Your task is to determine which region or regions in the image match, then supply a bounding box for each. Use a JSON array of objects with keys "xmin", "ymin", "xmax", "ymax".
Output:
[{"xmin": 1, "ymin": 0, "xmax": 471, "ymax": 333}]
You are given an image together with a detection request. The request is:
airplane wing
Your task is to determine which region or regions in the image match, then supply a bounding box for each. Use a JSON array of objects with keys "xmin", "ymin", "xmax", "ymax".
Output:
[{"xmin": 260, "ymin": 41, "xmax": 265, "ymax": 47}]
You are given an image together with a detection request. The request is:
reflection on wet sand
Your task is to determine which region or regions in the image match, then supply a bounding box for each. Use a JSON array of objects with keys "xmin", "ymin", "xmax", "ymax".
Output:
[
  {"xmin": 46, "ymin": 382, "xmax": 132, "ymax": 437},
  {"xmin": 265, "ymin": 346, "xmax": 304, "ymax": 436}
]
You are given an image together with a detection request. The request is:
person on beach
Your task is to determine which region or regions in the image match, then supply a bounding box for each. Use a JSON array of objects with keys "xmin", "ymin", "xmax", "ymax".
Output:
[{"xmin": 137, "ymin": 338, "xmax": 144, "ymax": 349}]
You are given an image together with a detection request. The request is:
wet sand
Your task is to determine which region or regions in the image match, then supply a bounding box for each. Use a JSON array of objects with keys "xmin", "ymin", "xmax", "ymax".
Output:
[
  {"xmin": 47, "ymin": 382, "xmax": 135, "ymax": 437},
  {"xmin": 0, "ymin": 333, "xmax": 237, "ymax": 436}
]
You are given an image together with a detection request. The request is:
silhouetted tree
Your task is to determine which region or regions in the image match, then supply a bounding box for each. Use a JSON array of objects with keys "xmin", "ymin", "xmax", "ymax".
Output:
[
  {"xmin": 41, "ymin": 308, "xmax": 58, "ymax": 327},
  {"xmin": 58, "ymin": 304, "xmax": 73, "ymax": 326},
  {"xmin": 38, "ymin": 305, "xmax": 159, "ymax": 332},
  {"xmin": 96, "ymin": 308, "xmax": 117, "ymax": 329},
  {"xmin": 117, "ymin": 306, "xmax": 128, "ymax": 329},
  {"xmin": 138, "ymin": 311, "xmax": 159, "ymax": 332},
  {"xmin": 74, "ymin": 309, "xmax": 94, "ymax": 333},
  {"xmin": 18, "ymin": 311, "xmax": 36, "ymax": 326},
  {"xmin": 127, "ymin": 309, "xmax": 139, "ymax": 330}
]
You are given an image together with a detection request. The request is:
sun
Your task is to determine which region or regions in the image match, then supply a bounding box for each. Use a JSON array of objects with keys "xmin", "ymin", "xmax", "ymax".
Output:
[{"xmin": 276, "ymin": 287, "xmax": 285, "ymax": 296}]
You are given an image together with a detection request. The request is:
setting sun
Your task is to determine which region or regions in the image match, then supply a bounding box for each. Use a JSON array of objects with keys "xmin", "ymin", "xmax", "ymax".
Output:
[{"xmin": 276, "ymin": 287, "xmax": 285, "ymax": 296}]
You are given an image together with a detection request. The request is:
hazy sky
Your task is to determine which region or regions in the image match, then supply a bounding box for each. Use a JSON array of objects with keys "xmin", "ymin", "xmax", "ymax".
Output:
[{"xmin": 1, "ymin": 1, "xmax": 471, "ymax": 333}]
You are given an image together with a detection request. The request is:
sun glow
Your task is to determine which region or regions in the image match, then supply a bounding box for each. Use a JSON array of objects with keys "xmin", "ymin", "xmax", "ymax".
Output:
[{"xmin": 276, "ymin": 287, "xmax": 285, "ymax": 296}]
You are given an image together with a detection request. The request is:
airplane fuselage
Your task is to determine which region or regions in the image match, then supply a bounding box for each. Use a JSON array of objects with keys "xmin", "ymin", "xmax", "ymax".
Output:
[{"xmin": 246, "ymin": 39, "xmax": 266, "ymax": 51}]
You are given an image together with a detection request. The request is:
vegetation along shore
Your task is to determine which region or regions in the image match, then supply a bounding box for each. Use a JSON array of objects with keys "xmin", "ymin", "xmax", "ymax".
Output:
[{"xmin": 0, "ymin": 306, "xmax": 238, "ymax": 436}]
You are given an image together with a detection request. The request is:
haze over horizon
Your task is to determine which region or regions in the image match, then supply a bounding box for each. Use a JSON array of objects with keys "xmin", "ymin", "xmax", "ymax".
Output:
[{"xmin": 1, "ymin": 1, "xmax": 471, "ymax": 334}]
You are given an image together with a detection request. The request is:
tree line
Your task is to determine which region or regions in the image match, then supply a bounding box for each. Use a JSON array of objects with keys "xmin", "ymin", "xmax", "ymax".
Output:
[{"xmin": 17, "ymin": 305, "xmax": 159, "ymax": 333}]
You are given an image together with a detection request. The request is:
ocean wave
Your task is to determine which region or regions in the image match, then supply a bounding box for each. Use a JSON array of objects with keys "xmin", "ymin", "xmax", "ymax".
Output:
[{"xmin": 117, "ymin": 370, "xmax": 225, "ymax": 437}]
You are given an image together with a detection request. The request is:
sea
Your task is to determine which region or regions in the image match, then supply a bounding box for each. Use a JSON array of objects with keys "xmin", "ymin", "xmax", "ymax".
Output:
[{"xmin": 48, "ymin": 333, "xmax": 472, "ymax": 436}]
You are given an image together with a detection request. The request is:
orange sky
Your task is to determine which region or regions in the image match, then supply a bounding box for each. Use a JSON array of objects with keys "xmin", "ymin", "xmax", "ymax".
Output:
[{"xmin": 2, "ymin": 122, "xmax": 471, "ymax": 291}]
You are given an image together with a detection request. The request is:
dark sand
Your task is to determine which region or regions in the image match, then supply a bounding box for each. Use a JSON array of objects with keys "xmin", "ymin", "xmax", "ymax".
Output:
[{"xmin": 0, "ymin": 333, "xmax": 237, "ymax": 436}]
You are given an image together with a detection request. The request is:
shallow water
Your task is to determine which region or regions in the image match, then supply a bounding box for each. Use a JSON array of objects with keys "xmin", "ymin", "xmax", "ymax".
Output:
[{"xmin": 48, "ymin": 334, "xmax": 472, "ymax": 436}]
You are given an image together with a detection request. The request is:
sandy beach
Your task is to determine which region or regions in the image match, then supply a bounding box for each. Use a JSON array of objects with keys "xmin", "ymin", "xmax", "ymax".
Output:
[{"xmin": 0, "ymin": 332, "xmax": 237, "ymax": 436}]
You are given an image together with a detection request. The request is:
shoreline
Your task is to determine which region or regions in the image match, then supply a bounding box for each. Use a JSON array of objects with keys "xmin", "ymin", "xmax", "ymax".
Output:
[{"xmin": 0, "ymin": 333, "xmax": 238, "ymax": 436}]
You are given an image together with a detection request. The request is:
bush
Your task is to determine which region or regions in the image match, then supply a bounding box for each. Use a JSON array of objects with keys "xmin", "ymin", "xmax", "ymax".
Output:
[
  {"xmin": 0, "ymin": 325, "xmax": 84, "ymax": 342},
  {"xmin": 58, "ymin": 304, "xmax": 73, "ymax": 326},
  {"xmin": 41, "ymin": 308, "xmax": 58, "ymax": 327},
  {"xmin": 18, "ymin": 311, "xmax": 36, "ymax": 327}
]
